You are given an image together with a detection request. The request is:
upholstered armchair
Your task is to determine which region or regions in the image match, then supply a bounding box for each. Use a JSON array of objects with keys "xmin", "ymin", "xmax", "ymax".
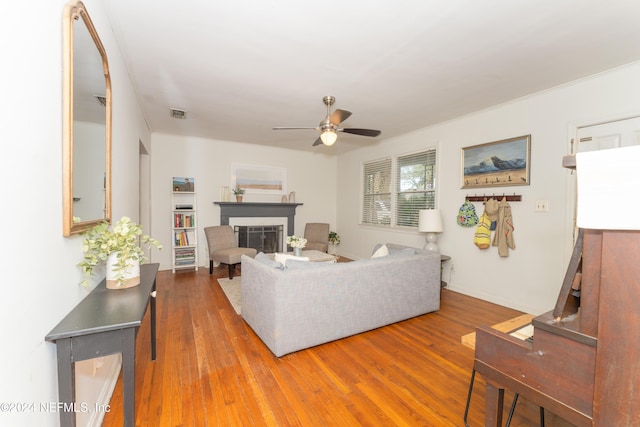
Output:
[
  {"xmin": 303, "ymin": 223, "xmax": 330, "ymax": 252},
  {"xmin": 204, "ymin": 225, "xmax": 257, "ymax": 279}
]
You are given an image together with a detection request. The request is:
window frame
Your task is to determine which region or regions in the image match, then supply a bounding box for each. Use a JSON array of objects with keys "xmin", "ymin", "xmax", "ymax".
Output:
[{"xmin": 361, "ymin": 147, "xmax": 438, "ymax": 229}]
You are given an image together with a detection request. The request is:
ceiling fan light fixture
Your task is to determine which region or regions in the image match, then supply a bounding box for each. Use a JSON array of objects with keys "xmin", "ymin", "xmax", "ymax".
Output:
[
  {"xmin": 273, "ymin": 96, "xmax": 380, "ymax": 147},
  {"xmin": 320, "ymin": 129, "xmax": 337, "ymax": 146}
]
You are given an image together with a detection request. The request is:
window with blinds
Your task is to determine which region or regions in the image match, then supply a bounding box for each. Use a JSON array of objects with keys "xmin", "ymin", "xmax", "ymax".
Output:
[
  {"xmin": 361, "ymin": 148, "xmax": 437, "ymax": 228},
  {"xmin": 362, "ymin": 158, "xmax": 392, "ymax": 225},
  {"xmin": 395, "ymin": 149, "xmax": 436, "ymax": 227}
]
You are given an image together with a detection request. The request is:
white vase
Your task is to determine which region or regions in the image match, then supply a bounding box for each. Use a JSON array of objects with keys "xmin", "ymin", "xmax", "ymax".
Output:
[
  {"xmin": 221, "ymin": 186, "xmax": 231, "ymax": 202},
  {"xmin": 106, "ymin": 252, "xmax": 141, "ymax": 289},
  {"xmin": 328, "ymin": 243, "xmax": 338, "ymax": 255},
  {"xmin": 293, "ymin": 247, "xmax": 302, "ymax": 257}
]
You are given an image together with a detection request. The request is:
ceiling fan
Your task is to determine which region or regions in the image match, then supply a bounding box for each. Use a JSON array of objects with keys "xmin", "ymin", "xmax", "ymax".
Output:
[{"xmin": 272, "ymin": 96, "xmax": 381, "ymax": 146}]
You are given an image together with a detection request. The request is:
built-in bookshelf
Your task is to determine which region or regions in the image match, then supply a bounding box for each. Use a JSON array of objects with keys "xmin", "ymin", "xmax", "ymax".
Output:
[{"xmin": 171, "ymin": 177, "xmax": 198, "ymax": 272}]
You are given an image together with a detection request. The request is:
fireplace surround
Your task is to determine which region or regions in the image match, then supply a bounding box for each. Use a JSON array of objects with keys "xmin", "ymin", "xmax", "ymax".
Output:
[{"xmin": 214, "ymin": 202, "xmax": 303, "ymax": 253}]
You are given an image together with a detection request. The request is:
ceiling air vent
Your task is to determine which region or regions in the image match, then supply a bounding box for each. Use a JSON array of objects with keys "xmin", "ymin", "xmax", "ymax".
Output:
[
  {"xmin": 170, "ymin": 108, "xmax": 187, "ymax": 119},
  {"xmin": 94, "ymin": 95, "xmax": 107, "ymax": 107}
]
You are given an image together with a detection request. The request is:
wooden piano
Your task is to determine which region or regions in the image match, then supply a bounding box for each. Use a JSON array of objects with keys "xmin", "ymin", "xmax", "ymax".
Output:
[{"xmin": 474, "ymin": 226, "xmax": 640, "ymax": 426}]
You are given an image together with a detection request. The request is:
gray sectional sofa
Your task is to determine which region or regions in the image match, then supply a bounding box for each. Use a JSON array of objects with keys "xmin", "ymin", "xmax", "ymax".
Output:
[{"xmin": 240, "ymin": 243, "xmax": 441, "ymax": 357}]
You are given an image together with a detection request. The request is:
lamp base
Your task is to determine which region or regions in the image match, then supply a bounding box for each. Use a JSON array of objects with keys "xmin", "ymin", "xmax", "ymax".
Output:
[{"xmin": 424, "ymin": 233, "xmax": 440, "ymax": 253}]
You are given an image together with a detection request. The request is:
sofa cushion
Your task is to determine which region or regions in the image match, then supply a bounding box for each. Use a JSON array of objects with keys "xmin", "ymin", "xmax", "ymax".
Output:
[
  {"xmin": 255, "ymin": 252, "xmax": 284, "ymax": 269},
  {"xmin": 285, "ymin": 259, "xmax": 335, "ymax": 270}
]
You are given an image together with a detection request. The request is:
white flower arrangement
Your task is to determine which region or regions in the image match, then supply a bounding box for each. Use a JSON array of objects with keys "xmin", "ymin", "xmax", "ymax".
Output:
[{"xmin": 286, "ymin": 235, "xmax": 307, "ymax": 248}]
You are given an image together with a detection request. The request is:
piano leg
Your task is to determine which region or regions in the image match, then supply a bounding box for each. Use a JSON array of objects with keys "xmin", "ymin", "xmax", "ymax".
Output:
[
  {"xmin": 505, "ymin": 393, "xmax": 519, "ymax": 426},
  {"xmin": 463, "ymin": 369, "xmax": 476, "ymax": 427},
  {"xmin": 465, "ymin": 369, "xmax": 524, "ymax": 427},
  {"xmin": 485, "ymin": 383, "xmax": 504, "ymax": 427}
]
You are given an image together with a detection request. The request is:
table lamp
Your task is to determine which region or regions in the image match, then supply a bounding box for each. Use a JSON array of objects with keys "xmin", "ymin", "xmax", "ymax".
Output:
[{"xmin": 419, "ymin": 209, "xmax": 444, "ymax": 252}]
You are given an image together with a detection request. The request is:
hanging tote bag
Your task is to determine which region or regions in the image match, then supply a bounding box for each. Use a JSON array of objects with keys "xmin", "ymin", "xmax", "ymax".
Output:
[{"xmin": 473, "ymin": 212, "xmax": 492, "ymax": 249}]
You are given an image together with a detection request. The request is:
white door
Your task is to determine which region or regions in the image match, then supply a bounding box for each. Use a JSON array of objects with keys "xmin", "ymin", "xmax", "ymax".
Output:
[{"xmin": 568, "ymin": 116, "xmax": 640, "ymax": 241}]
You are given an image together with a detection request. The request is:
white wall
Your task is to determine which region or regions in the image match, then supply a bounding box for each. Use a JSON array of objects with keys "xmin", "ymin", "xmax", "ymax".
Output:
[
  {"xmin": 149, "ymin": 133, "xmax": 338, "ymax": 270},
  {"xmin": 0, "ymin": 0, "xmax": 150, "ymax": 425},
  {"xmin": 338, "ymin": 61, "xmax": 640, "ymax": 315}
]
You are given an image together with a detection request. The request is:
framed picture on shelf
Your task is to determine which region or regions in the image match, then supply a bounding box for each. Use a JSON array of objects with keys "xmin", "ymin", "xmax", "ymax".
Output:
[
  {"xmin": 231, "ymin": 164, "xmax": 286, "ymax": 195},
  {"xmin": 172, "ymin": 177, "xmax": 195, "ymax": 192},
  {"xmin": 461, "ymin": 135, "xmax": 531, "ymax": 189}
]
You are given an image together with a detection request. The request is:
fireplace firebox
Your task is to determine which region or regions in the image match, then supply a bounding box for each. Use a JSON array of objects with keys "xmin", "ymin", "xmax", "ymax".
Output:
[{"xmin": 234, "ymin": 225, "xmax": 283, "ymax": 253}]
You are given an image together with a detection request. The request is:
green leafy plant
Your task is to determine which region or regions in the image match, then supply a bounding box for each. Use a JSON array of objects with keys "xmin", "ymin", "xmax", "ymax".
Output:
[
  {"xmin": 328, "ymin": 231, "xmax": 340, "ymax": 244},
  {"xmin": 232, "ymin": 186, "xmax": 245, "ymax": 195},
  {"xmin": 78, "ymin": 216, "xmax": 162, "ymax": 286}
]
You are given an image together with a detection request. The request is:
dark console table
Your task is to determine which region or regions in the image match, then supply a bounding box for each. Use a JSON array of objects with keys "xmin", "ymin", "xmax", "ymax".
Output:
[{"xmin": 45, "ymin": 263, "xmax": 159, "ymax": 427}]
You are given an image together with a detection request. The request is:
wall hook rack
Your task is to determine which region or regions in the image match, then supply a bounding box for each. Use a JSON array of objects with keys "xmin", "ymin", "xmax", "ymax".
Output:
[{"xmin": 465, "ymin": 193, "xmax": 522, "ymax": 202}]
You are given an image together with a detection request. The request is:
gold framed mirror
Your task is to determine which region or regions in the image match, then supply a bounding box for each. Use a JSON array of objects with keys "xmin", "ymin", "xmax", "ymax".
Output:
[{"xmin": 62, "ymin": 0, "xmax": 112, "ymax": 236}]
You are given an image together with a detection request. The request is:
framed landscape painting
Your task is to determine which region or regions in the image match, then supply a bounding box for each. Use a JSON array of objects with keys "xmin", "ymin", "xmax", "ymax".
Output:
[
  {"xmin": 231, "ymin": 164, "xmax": 286, "ymax": 195},
  {"xmin": 461, "ymin": 135, "xmax": 531, "ymax": 189}
]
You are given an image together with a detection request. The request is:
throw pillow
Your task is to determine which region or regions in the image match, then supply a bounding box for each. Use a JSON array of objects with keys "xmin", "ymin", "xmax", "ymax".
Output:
[
  {"xmin": 371, "ymin": 244, "xmax": 389, "ymax": 258},
  {"xmin": 274, "ymin": 252, "xmax": 310, "ymax": 266},
  {"xmin": 388, "ymin": 248, "xmax": 416, "ymax": 257},
  {"xmin": 255, "ymin": 252, "xmax": 284, "ymax": 269}
]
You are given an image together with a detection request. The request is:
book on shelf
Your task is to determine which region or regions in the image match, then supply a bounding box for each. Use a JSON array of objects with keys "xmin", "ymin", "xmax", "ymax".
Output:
[
  {"xmin": 174, "ymin": 245, "xmax": 195, "ymax": 265},
  {"xmin": 175, "ymin": 204, "xmax": 193, "ymax": 210},
  {"xmin": 174, "ymin": 213, "xmax": 195, "ymax": 228},
  {"xmin": 176, "ymin": 248, "xmax": 196, "ymax": 258},
  {"xmin": 174, "ymin": 229, "xmax": 195, "ymax": 246}
]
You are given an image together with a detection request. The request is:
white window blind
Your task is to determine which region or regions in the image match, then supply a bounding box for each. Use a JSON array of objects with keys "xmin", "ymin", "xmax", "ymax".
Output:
[
  {"xmin": 395, "ymin": 149, "xmax": 436, "ymax": 227},
  {"xmin": 362, "ymin": 158, "xmax": 392, "ymax": 225}
]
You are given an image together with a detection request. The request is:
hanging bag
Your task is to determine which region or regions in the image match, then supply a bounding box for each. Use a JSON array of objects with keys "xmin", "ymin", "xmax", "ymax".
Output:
[
  {"xmin": 457, "ymin": 200, "xmax": 479, "ymax": 227},
  {"xmin": 473, "ymin": 211, "xmax": 492, "ymax": 249}
]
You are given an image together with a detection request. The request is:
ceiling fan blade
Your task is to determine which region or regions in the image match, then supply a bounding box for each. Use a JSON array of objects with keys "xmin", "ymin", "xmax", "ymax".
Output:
[
  {"xmin": 272, "ymin": 126, "xmax": 318, "ymax": 130},
  {"xmin": 312, "ymin": 137, "xmax": 323, "ymax": 146},
  {"xmin": 341, "ymin": 128, "xmax": 381, "ymax": 137},
  {"xmin": 330, "ymin": 109, "xmax": 352, "ymax": 125}
]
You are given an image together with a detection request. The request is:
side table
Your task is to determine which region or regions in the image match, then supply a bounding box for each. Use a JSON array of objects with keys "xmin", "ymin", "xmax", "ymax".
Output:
[
  {"xmin": 45, "ymin": 263, "xmax": 159, "ymax": 427},
  {"xmin": 440, "ymin": 254, "xmax": 451, "ymax": 288}
]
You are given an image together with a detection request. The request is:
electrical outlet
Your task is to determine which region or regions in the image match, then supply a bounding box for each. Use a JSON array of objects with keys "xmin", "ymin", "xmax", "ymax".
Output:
[{"xmin": 535, "ymin": 200, "xmax": 549, "ymax": 212}]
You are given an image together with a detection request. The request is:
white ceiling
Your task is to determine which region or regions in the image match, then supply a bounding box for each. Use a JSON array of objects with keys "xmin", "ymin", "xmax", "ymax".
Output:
[{"xmin": 103, "ymin": 0, "xmax": 640, "ymax": 153}]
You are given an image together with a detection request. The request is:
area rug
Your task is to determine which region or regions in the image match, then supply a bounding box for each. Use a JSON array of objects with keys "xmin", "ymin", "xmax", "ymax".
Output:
[{"xmin": 217, "ymin": 278, "xmax": 241, "ymax": 315}]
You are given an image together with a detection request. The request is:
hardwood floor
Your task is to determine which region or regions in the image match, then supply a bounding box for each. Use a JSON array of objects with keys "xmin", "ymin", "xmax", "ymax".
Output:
[{"xmin": 101, "ymin": 265, "xmax": 575, "ymax": 426}]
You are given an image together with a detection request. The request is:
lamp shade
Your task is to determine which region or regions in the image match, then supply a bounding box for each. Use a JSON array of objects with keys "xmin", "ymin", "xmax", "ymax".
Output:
[{"xmin": 418, "ymin": 209, "xmax": 443, "ymax": 233}]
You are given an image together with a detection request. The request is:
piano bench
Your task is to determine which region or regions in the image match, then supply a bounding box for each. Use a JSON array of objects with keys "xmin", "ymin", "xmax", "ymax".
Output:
[{"xmin": 461, "ymin": 314, "xmax": 543, "ymax": 427}]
